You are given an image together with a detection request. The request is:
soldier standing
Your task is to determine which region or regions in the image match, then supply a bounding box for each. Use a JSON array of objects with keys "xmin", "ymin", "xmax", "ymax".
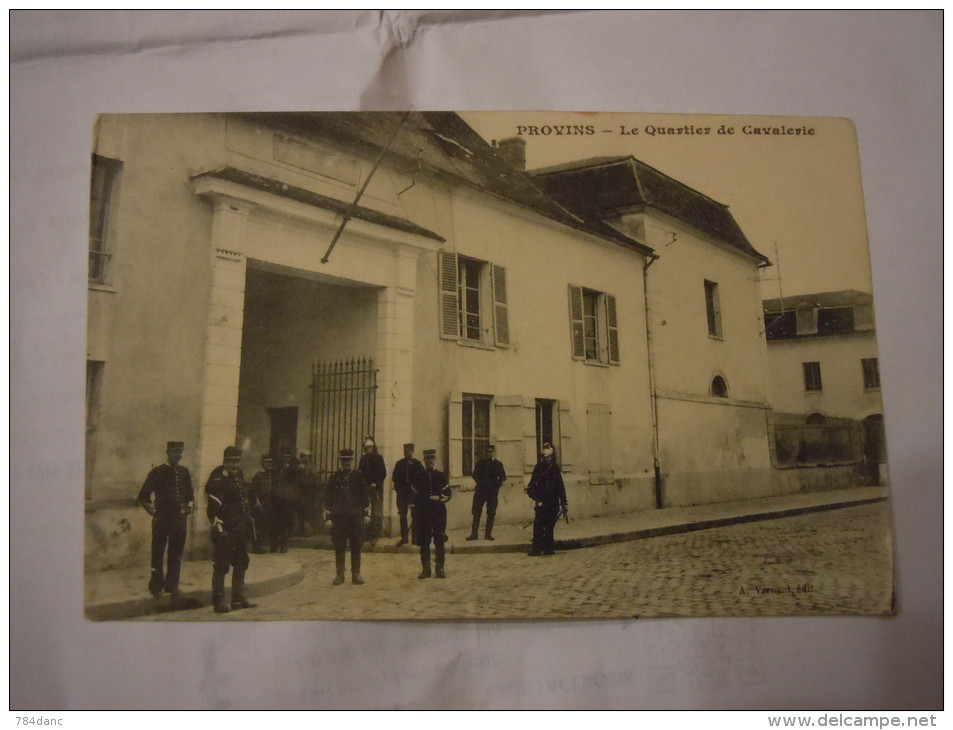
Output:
[
  {"xmin": 412, "ymin": 449, "xmax": 452, "ymax": 579},
  {"xmin": 205, "ymin": 445, "xmax": 257, "ymax": 613},
  {"xmin": 323, "ymin": 449, "xmax": 370, "ymax": 585},
  {"xmin": 358, "ymin": 436, "xmax": 387, "ymax": 545},
  {"xmin": 526, "ymin": 442, "xmax": 568, "ymax": 556},
  {"xmin": 248, "ymin": 454, "xmax": 276, "ymax": 553},
  {"xmin": 391, "ymin": 442, "xmax": 424, "ymax": 547},
  {"xmin": 271, "ymin": 453, "xmax": 296, "ymax": 552},
  {"xmin": 296, "ymin": 451, "xmax": 321, "ymax": 536},
  {"xmin": 467, "ymin": 443, "xmax": 507, "ymax": 541},
  {"xmin": 137, "ymin": 440, "xmax": 194, "ymax": 601}
]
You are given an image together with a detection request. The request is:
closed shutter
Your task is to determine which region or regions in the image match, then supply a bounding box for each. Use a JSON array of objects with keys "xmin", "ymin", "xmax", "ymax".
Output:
[
  {"xmin": 491, "ymin": 264, "xmax": 510, "ymax": 347},
  {"xmin": 568, "ymin": 284, "xmax": 585, "ymax": 360},
  {"xmin": 605, "ymin": 293, "xmax": 620, "ymax": 364},
  {"xmin": 439, "ymin": 250, "xmax": 460, "ymax": 339}
]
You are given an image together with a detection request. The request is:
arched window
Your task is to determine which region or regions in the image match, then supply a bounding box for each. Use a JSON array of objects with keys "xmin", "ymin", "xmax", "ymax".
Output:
[
  {"xmin": 711, "ymin": 376, "xmax": 728, "ymax": 398},
  {"xmin": 806, "ymin": 412, "xmax": 827, "ymax": 425}
]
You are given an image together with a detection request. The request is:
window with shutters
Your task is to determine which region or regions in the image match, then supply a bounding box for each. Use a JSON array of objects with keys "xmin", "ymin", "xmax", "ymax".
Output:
[
  {"xmin": 535, "ymin": 398, "xmax": 556, "ymax": 457},
  {"xmin": 438, "ymin": 250, "xmax": 509, "ymax": 348},
  {"xmin": 568, "ymin": 285, "xmax": 619, "ymax": 365}
]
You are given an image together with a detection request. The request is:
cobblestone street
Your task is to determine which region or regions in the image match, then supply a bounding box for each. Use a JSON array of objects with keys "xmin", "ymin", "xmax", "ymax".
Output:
[{"xmin": 141, "ymin": 502, "xmax": 893, "ymax": 621}]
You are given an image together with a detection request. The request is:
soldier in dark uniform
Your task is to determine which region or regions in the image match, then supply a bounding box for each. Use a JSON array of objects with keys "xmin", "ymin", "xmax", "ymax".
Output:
[
  {"xmin": 526, "ymin": 442, "xmax": 568, "ymax": 556},
  {"xmin": 466, "ymin": 443, "xmax": 507, "ymax": 541},
  {"xmin": 296, "ymin": 451, "xmax": 321, "ymax": 536},
  {"xmin": 248, "ymin": 454, "xmax": 276, "ymax": 554},
  {"xmin": 412, "ymin": 449, "xmax": 452, "ymax": 579},
  {"xmin": 358, "ymin": 436, "xmax": 387, "ymax": 545},
  {"xmin": 271, "ymin": 453, "xmax": 296, "ymax": 552},
  {"xmin": 391, "ymin": 442, "xmax": 424, "ymax": 547},
  {"xmin": 138, "ymin": 440, "xmax": 194, "ymax": 600},
  {"xmin": 205, "ymin": 445, "xmax": 257, "ymax": 614},
  {"xmin": 323, "ymin": 449, "xmax": 370, "ymax": 585}
]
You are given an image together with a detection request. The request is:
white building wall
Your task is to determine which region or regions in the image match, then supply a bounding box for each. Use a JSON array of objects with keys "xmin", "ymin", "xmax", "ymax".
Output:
[{"xmin": 766, "ymin": 332, "xmax": 883, "ymax": 420}]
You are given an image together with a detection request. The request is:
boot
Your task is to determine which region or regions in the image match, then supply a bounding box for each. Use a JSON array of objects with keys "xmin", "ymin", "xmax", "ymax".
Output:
[
  {"xmin": 148, "ymin": 568, "xmax": 164, "ymax": 598},
  {"xmin": 466, "ymin": 515, "xmax": 480, "ymax": 541},
  {"xmin": 435, "ymin": 544, "xmax": 446, "ymax": 579},
  {"xmin": 231, "ymin": 572, "xmax": 257, "ymax": 610},
  {"xmin": 484, "ymin": 515, "xmax": 495, "ymax": 541},
  {"xmin": 418, "ymin": 547, "xmax": 432, "ymax": 579},
  {"xmin": 333, "ymin": 551, "xmax": 346, "ymax": 585},
  {"xmin": 212, "ymin": 571, "xmax": 230, "ymax": 613},
  {"xmin": 351, "ymin": 572, "xmax": 365, "ymax": 585}
]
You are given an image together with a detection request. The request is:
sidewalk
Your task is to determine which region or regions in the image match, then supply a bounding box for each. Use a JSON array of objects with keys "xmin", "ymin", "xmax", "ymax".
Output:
[{"xmin": 85, "ymin": 486, "xmax": 887, "ymax": 620}]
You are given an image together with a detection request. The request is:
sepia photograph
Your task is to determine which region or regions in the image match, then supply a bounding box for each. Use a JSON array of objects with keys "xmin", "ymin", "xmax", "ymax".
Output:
[{"xmin": 83, "ymin": 110, "xmax": 893, "ymax": 622}]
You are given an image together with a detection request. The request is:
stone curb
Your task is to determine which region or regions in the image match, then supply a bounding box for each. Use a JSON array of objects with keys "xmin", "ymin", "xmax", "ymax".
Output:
[{"xmin": 85, "ymin": 562, "xmax": 305, "ymax": 621}]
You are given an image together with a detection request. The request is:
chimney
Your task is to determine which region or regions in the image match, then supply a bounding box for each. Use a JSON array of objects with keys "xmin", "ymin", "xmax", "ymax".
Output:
[{"xmin": 494, "ymin": 137, "xmax": 527, "ymax": 171}]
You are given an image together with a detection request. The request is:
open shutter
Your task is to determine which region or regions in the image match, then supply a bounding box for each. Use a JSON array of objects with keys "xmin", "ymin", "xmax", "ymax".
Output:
[
  {"xmin": 491, "ymin": 264, "xmax": 510, "ymax": 347},
  {"xmin": 568, "ymin": 284, "xmax": 585, "ymax": 360},
  {"xmin": 439, "ymin": 250, "xmax": 460, "ymax": 339},
  {"xmin": 605, "ymin": 293, "xmax": 620, "ymax": 364}
]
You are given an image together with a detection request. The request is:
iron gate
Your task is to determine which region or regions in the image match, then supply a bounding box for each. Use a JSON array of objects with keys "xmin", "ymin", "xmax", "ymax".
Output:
[{"xmin": 309, "ymin": 357, "xmax": 378, "ymax": 482}]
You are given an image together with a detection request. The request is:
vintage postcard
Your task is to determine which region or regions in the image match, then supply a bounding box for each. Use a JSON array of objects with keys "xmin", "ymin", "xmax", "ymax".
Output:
[{"xmin": 84, "ymin": 111, "xmax": 893, "ymax": 621}]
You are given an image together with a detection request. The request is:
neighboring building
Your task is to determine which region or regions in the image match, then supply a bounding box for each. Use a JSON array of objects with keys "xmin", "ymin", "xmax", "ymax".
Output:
[
  {"xmin": 762, "ymin": 290, "xmax": 887, "ymax": 487},
  {"xmin": 532, "ymin": 156, "xmax": 776, "ymax": 507},
  {"xmin": 86, "ymin": 112, "xmax": 660, "ymax": 569}
]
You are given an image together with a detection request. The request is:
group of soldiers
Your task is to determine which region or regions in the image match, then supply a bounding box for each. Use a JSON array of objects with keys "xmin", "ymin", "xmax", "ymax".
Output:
[{"xmin": 137, "ymin": 437, "xmax": 569, "ymax": 614}]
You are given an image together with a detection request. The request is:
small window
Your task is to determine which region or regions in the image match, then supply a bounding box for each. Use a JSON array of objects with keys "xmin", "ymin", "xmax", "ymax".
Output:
[
  {"xmin": 803, "ymin": 361, "xmax": 823, "ymax": 392},
  {"xmin": 711, "ymin": 376, "xmax": 728, "ymax": 398},
  {"xmin": 462, "ymin": 394, "xmax": 491, "ymax": 477},
  {"xmin": 90, "ymin": 155, "xmax": 122, "ymax": 284},
  {"xmin": 704, "ymin": 280, "xmax": 722, "ymax": 338},
  {"xmin": 862, "ymin": 358, "xmax": 880, "ymax": 389},
  {"xmin": 764, "ymin": 310, "xmax": 796, "ymax": 340}
]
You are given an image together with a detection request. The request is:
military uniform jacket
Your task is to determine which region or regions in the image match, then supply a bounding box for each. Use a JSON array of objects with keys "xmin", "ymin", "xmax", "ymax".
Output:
[
  {"xmin": 138, "ymin": 463, "xmax": 194, "ymax": 518},
  {"xmin": 324, "ymin": 469, "xmax": 370, "ymax": 519},
  {"xmin": 472, "ymin": 458, "xmax": 507, "ymax": 490},
  {"xmin": 205, "ymin": 466, "xmax": 252, "ymax": 532},
  {"xmin": 250, "ymin": 468, "xmax": 275, "ymax": 503},
  {"xmin": 392, "ymin": 457, "xmax": 425, "ymax": 496},
  {"xmin": 358, "ymin": 452, "xmax": 387, "ymax": 488},
  {"xmin": 412, "ymin": 468, "xmax": 452, "ymax": 514},
  {"xmin": 527, "ymin": 461, "xmax": 567, "ymax": 507}
]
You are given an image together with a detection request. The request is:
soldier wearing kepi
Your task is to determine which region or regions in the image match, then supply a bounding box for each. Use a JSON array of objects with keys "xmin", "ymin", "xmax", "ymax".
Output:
[
  {"xmin": 323, "ymin": 449, "xmax": 370, "ymax": 585},
  {"xmin": 467, "ymin": 443, "xmax": 507, "ymax": 541},
  {"xmin": 358, "ymin": 436, "xmax": 387, "ymax": 545},
  {"xmin": 248, "ymin": 454, "xmax": 276, "ymax": 554},
  {"xmin": 391, "ymin": 442, "xmax": 424, "ymax": 547},
  {"xmin": 205, "ymin": 445, "xmax": 257, "ymax": 614},
  {"xmin": 526, "ymin": 442, "xmax": 568, "ymax": 556},
  {"xmin": 138, "ymin": 441, "xmax": 194, "ymax": 601},
  {"xmin": 412, "ymin": 449, "xmax": 452, "ymax": 579}
]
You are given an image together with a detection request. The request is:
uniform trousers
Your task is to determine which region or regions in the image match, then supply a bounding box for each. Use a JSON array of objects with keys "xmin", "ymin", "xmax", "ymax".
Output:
[
  {"xmin": 150, "ymin": 513, "xmax": 188, "ymax": 596},
  {"xmin": 532, "ymin": 500, "xmax": 560, "ymax": 553},
  {"xmin": 330, "ymin": 513, "xmax": 364, "ymax": 574},
  {"xmin": 212, "ymin": 526, "xmax": 251, "ymax": 600}
]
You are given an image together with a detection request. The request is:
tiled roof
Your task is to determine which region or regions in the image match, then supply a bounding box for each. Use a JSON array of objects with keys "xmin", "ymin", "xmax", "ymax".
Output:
[
  {"xmin": 237, "ymin": 112, "xmax": 653, "ymax": 257},
  {"xmin": 531, "ymin": 156, "xmax": 770, "ymax": 264},
  {"xmin": 762, "ymin": 290, "xmax": 873, "ymax": 312}
]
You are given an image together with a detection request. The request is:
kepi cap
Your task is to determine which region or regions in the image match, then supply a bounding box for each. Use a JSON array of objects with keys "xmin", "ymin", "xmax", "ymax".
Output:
[
  {"xmin": 423, "ymin": 449, "xmax": 437, "ymax": 457},
  {"xmin": 167, "ymin": 441, "xmax": 184, "ymax": 450},
  {"xmin": 224, "ymin": 446, "xmax": 242, "ymax": 459},
  {"xmin": 339, "ymin": 448, "xmax": 355, "ymax": 459}
]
